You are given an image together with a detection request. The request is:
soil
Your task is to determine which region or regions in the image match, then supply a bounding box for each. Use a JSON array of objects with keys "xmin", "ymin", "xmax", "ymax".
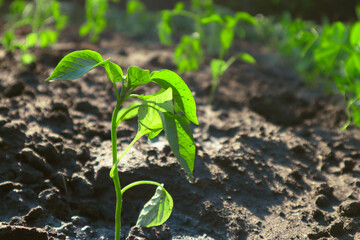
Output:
[{"xmin": 0, "ymin": 29, "xmax": 360, "ymax": 240}]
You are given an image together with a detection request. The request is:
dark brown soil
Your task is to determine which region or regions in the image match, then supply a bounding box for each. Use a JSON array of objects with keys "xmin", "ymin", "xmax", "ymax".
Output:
[{"xmin": 0, "ymin": 30, "xmax": 360, "ymax": 240}]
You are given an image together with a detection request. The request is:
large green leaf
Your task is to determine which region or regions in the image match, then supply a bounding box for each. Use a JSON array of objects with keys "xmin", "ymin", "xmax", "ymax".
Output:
[
  {"xmin": 136, "ymin": 185, "xmax": 173, "ymax": 227},
  {"xmin": 150, "ymin": 70, "xmax": 198, "ymax": 125},
  {"xmin": 160, "ymin": 112, "xmax": 196, "ymax": 182},
  {"xmin": 46, "ymin": 50, "xmax": 105, "ymax": 81},
  {"xmin": 127, "ymin": 66, "xmax": 151, "ymax": 87}
]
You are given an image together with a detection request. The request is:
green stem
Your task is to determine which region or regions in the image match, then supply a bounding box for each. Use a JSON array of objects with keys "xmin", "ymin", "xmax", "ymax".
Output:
[
  {"xmin": 121, "ymin": 180, "xmax": 165, "ymax": 195},
  {"xmin": 111, "ymin": 102, "xmax": 122, "ymax": 240}
]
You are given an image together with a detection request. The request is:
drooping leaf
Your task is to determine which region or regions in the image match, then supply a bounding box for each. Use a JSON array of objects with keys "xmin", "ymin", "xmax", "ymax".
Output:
[
  {"xmin": 150, "ymin": 70, "xmax": 198, "ymax": 125},
  {"xmin": 160, "ymin": 112, "xmax": 196, "ymax": 182},
  {"xmin": 127, "ymin": 66, "xmax": 151, "ymax": 87},
  {"xmin": 46, "ymin": 50, "xmax": 105, "ymax": 81},
  {"xmin": 136, "ymin": 185, "xmax": 173, "ymax": 228}
]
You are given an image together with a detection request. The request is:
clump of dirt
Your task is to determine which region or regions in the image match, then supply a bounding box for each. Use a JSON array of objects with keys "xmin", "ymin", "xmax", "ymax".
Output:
[{"xmin": 0, "ymin": 31, "xmax": 359, "ymax": 240}]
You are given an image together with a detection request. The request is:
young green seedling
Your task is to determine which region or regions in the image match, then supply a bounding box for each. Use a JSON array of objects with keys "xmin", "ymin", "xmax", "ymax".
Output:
[
  {"xmin": 2, "ymin": 0, "xmax": 67, "ymax": 65},
  {"xmin": 158, "ymin": 0, "xmax": 257, "ymax": 103},
  {"xmin": 46, "ymin": 50, "xmax": 198, "ymax": 239}
]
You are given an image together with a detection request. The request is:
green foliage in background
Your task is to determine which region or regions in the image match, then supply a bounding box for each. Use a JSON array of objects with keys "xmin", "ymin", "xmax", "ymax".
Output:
[
  {"xmin": 158, "ymin": 0, "xmax": 257, "ymax": 103},
  {"xmin": 253, "ymin": 7, "xmax": 360, "ymax": 128},
  {"xmin": 79, "ymin": 0, "xmax": 119, "ymax": 42},
  {"xmin": 1, "ymin": 0, "xmax": 68, "ymax": 65}
]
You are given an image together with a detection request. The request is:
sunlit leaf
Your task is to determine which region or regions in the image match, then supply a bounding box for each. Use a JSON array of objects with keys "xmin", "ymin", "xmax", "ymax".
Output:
[
  {"xmin": 104, "ymin": 62, "xmax": 123, "ymax": 83},
  {"xmin": 46, "ymin": 50, "xmax": 105, "ymax": 81},
  {"xmin": 150, "ymin": 70, "xmax": 198, "ymax": 125},
  {"xmin": 127, "ymin": 66, "xmax": 151, "ymax": 87}
]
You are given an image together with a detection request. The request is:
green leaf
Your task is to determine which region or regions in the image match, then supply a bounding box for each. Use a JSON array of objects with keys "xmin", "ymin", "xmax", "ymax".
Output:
[
  {"xmin": 345, "ymin": 53, "xmax": 360, "ymax": 77},
  {"xmin": 21, "ymin": 53, "xmax": 36, "ymax": 65},
  {"xmin": 39, "ymin": 30, "xmax": 58, "ymax": 48},
  {"xmin": 25, "ymin": 33, "xmax": 38, "ymax": 48},
  {"xmin": 137, "ymin": 88, "xmax": 174, "ymax": 137},
  {"xmin": 211, "ymin": 59, "xmax": 228, "ymax": 80},
  {"xmin": 350, "ymin": 22, "xmax": 360, "ymax": 47},
  {"xmin": 136, "ymin": 185, "xmax": 173, "ymax": 228},
  {"xmin": 160, "ymin": 113, "xmax": 196, "ymax": 182},
  {"xmin": 46, "ymin": 50, "xmax": 104, "ymax": 81},
  {"xmin": 2, "ymin": 31, "xmax": 15, "ymax": 51},
  {"xmin": 235, "ymin": 12, "xmax": 257, "ymax": 25},
  {"xmin": 201, "ymin": 14, "xmax": 223, "ymax": 24},
  {"xmin": 220, "ymin": 27, "xmax": 234, "ymax": 55},
  {"xmin": 127, "ymin": 0, "xmax": 145, "ymax": 14},
  {"xmin": 104, "ymin": 62, "xmax": 123, "ymax": 83},
  {"xmin": 151, "ymin": 70, "xmax": 198, "ymax": 125},
  {"xmin": 116, "ymin": 101, "xmax": 142, "ymax": 127},
  {"xmin": 238, "ymin": 53, "xmax": 256, "ymax": 64},
  {"xmin": 158, "ymin": 11, "xmax": 173, "ymax": 45},
  {"xmin": 127, "ymin": 66, "xmax": 151, "ymax": 88}
]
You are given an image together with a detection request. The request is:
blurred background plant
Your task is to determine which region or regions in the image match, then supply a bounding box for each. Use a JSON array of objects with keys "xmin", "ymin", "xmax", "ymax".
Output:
[{"xmin": 1, "ymin": 0, "xmax": 67, "ymax": 65}]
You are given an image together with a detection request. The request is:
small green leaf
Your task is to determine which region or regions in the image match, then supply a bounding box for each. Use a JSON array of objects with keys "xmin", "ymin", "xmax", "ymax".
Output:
[
  {"xmin": 127, "ymin": 0, "xmax": 145, "ymax": 14},
  {"xmin": 25, "ymin": 33, "xmax": 38, "ymax": 48},
  {"xmin": 104, "ymin": 62, "xmax": 123, "ymax": 83},
  {"xmin": 350, "ymin": 22, "xmax": 360, "ymax": 47},
  {"xmin": 46, "ymin": 50, "xmax": 104, "ymax": 81},
  {"xmin": 235, "ymin": 12, "xmax": 257, "ymax": 25},
  {"xmin": 127, "ymin": 66, "xmax": 151, "ymax": 87},
  {"xmin": 21, "ymin": 53, "xmax": 36, "ymax": 65},
  {"xmin": 136, "ymin": 185, "xmax": 173, "ymax": 227},
  {"xmin": 211, "ymin": 59, "xmax": 228, "ymax": 80},
  {"xmin": 238, "ymin": 53, "xmax": 256, "ymax": 64},
  {"xmin": 39, "ymin": 30, "xmax": 58, "ymax": 48},
  {"xmin": 220, "ymin": 27, "xmax": 234, "ymax": 55},
  {"xmin": 2, "ymin": 31, "xmax": 15, "ymax": 51},
  {"xmin": 201, "ymin": 14, "xmax": 223, "ymax": 24},
  {"xmin": 151, "ymin": 70, "xmax": 198, "ymax": 125},
  {"xmin": 160, "ymin": 112, "xmax": 196, "ymax": 182}
]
